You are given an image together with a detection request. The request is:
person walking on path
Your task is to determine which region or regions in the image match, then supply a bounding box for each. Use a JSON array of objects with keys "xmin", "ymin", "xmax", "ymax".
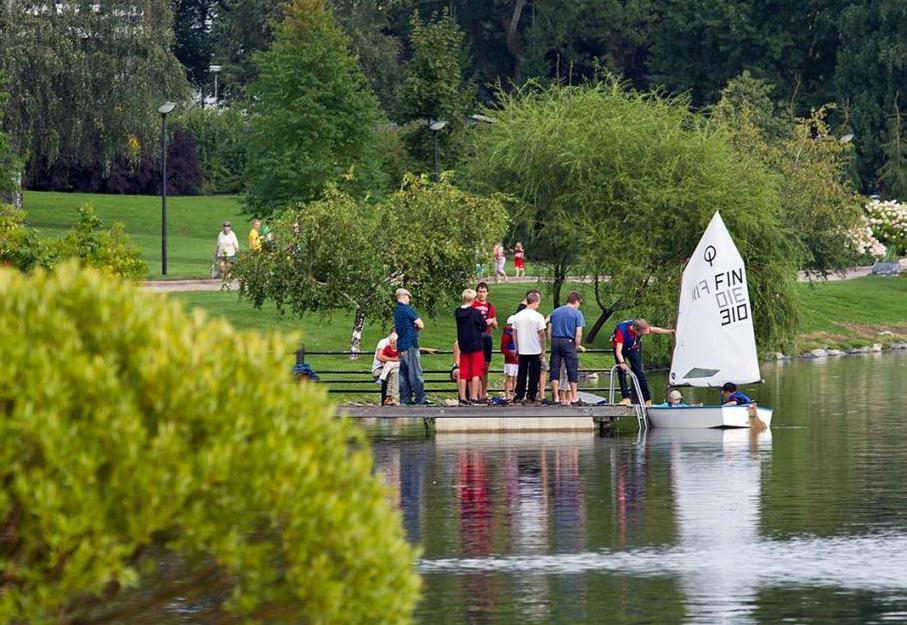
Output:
[
  {"xmin": 471, "ymin": 281, "xmax": 498, "ymax": 401},
  {"xmin": 549, "ymin": 291, "xmax": 587, "ymax": 406},
  {"xmin": 214, "ymin": 221, "xmax": 240, "ymax": 277},
  {"xmin": 508, "ymin": 291, "xmax": 547, "ymax": 403},
  {"xmin": 611, "ymin": 318, "xmax": 674, "ymax": 407},
  {"xmin": 393, "ymin": 288, "xmax": 428, "ymax": 405},
  {"xmin": 492, "ymin": 242, "xmax": 507, "ymax": 283},
  {"xmin": 455, "ymin": 289, "xmax": 488, "ymax": 405},
  {"xmin": 248, "ymin": 219, "xmax": 262, "ymax": 253}
]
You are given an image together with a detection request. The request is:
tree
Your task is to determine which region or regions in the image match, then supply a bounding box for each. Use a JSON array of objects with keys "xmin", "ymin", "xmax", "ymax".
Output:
[
  {"xmin": 244, "ymin": 0, "xmax": 387, "ymax": 215},
  {"xmin": 234, "ymin": 175, "xmax": 508, "ymax": 353},
  {"xmin": 171, "ymin": 0, "xmax": 218, "ymax": 88},
  {"xmin": 398, "ymin": 9, "xmax": 475, "ymax": 171},
  {"xmin": 834, "ymin": 0, "xmax": 907, "ymax": 196},
  {"xmin": 714, "ymin": 74, "xmax": 866, "ymax": 275},
  {"xmin": 176, "ymin": 106, "xmax": 248, "ymax": 193},
  {"xmin": 0, "ymin": 0, "xmax": 189, "ymax": 188},
  {"xmin": 209, "ymin": 0, "xmax": 285, "ymax": 100},
  {"xmin": 464, "ymin": 82, "xmax": 802, "ymax": 356},
  {"xmin": 0, "ymin": 263, "xmax": 420, "ymax": 624},
  {"xmin": 0, "ymin": 76, "xmax": 19, "ymax": 204}
]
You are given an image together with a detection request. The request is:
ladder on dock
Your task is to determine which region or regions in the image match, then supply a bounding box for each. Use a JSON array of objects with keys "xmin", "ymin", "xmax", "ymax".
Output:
[{"xmin": 607, "ymin": 365, "xmax": 648, "ymax": 430}]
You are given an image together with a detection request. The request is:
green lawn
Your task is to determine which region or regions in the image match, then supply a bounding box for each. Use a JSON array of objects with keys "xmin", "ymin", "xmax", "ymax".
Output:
[
  {"xmin": 796, "ymin": 275, "xmax": 907, "ymax": 349},
  {"xmin": 23, "ymin": 191, "xmax": 247, "ymax": 279}
]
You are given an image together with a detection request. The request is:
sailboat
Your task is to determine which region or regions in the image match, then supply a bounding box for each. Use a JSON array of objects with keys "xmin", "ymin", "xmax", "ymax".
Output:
[{"xmin": 647, "ymin": 212, "xmax": 774, "ymax": 429}]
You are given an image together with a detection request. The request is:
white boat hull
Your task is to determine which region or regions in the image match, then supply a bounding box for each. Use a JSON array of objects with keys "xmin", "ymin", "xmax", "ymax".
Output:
[{"xmin": 647, "ymin": 405, "xmax": 773, "ymax": 429}]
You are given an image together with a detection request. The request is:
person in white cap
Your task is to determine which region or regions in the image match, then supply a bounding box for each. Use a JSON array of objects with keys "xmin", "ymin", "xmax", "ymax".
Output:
[{"xmin": 392, "ymin": 288, "xmax": 428, "ymax": 405}]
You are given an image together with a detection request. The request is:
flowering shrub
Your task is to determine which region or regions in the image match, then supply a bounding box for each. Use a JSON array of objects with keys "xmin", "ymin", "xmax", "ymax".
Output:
[
  {"xmin": 866, "ymin": 199, "xmax": 907, "ymax": 255},
  {"xmin": 848, "ymin": 217, "xmax": 887, "ymax": 259}
]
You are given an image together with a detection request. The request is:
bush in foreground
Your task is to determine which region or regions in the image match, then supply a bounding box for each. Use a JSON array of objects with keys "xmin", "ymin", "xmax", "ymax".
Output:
[{"xmin": 0, "ymin": 263, "xmax": 419, "ymax": 624}]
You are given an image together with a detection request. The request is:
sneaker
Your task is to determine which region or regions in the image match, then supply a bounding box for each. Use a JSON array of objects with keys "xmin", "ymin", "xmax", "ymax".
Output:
[
  {"xmin": 459, "ymin": 399, "xmax": 471, "ymax": 406},
  {"xmin": 617, "ymin": 398, "xmax": 632, "ymax": 406}
]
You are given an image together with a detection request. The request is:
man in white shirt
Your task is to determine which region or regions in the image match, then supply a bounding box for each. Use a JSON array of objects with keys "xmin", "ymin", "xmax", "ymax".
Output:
[
  {"xmin": 508, "ymin": 291, "xmax": 547, "ymax": 403},
  {"xmin": 214, "ymin": 221, "xmax": 241, "ymax": 277}
]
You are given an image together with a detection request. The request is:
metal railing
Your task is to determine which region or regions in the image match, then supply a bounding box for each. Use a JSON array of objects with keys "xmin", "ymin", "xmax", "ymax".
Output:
[{"xmin": 608, "ymin": 365, "xmax": 648, "ymax": 429}]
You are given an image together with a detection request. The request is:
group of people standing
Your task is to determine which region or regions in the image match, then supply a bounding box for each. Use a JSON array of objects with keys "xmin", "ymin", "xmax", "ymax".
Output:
[{"xmin": 374, "ymin": 282, "xmax": 675, "ymax": 407}]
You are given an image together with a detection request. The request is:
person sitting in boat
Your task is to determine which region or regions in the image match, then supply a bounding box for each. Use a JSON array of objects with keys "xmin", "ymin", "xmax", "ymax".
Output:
[
  {"xmin": 720, "ymin": 382, "xmax": 753, "ymax": 405},
  {"xmin": 653, "ymin": 389, "xmax": 689, "ymax": 408}
]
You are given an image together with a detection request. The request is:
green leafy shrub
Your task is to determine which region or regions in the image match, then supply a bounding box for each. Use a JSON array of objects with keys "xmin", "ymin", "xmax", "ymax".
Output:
[
  {"xmin": 0, "ymin": 263, "xmax": 420, "ymax": 624},
  {"xmin": 0, "ymin": 203, "xmax": 52, "ymax": 271},
  {"xmin": 50, "ymin": 204, "xmax": 147, "ymax": 279},
  {"xmin": 176, "ymin": 107, "xmax": 248, "ymax": 194}
]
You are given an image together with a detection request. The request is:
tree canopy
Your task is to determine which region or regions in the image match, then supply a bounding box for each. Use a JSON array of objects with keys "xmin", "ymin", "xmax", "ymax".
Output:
[
  {"xmin": 0, "ymin": 263, "xmax": 420, "ymax": 624},
  {"xmin": 463, "ymin": 82, "xmax": 802, "ymax": 354},
  {"xmin": 0, "ymin": 0, "xmax": 189, "ymax": 188},
  {"xmin": 234, "ymin": 175, "xmax": 508, "ymax": 352},
  {"xmin": 243, "ymin": 0, "xmax": 387, "ymax": 215}
]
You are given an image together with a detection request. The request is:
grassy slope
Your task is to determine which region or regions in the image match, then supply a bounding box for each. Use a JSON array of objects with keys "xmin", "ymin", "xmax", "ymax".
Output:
[
  {"xmin": 23, "ymin": 191, "xmax": 246, "ymax": 279},
  {"xmin": 796, "ymin": 276, "xmax": 907, "ymax": 350}
]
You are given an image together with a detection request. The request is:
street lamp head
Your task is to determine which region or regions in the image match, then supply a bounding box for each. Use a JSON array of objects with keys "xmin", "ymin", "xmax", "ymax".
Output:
[
  {"xmin": 429, "ymin": 120, "xmax": 448, "ymax": 132},
  {"xmin": 158, "ymin": 101, "xmax": 176, "ymax": 115},
  {"xmin": 209, "ymin": 65, "xmax": 222, "ymax": 73}
]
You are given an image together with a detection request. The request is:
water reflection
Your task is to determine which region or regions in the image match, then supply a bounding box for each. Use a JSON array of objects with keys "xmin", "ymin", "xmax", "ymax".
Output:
[{"xmin": 368, "ymin": 352, "xmax": 907, "ymax": 624}]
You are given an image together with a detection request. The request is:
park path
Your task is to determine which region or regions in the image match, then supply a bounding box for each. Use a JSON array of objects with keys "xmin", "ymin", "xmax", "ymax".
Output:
[{"xmin": 144, "ymin": 262, "xmax": 903, "ymax": 293}]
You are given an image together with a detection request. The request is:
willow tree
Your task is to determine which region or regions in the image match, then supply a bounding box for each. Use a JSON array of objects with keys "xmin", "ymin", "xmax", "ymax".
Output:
[
  {"xmin": 463, "ymin": 81, "xmax": 802, "ymax": 356},
  {"xmin": 234, "ymin": 175, "xmax": 508, "ymax": 354},
  {"xmin": 0, "ymin": 0, "xmax": 189, "ymax": 186}
]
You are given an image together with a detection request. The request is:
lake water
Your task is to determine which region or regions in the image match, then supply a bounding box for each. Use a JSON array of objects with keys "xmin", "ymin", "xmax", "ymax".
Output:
[{"xmin": 370, "ymin": 351, "xmax": 907, "ymax": 624}]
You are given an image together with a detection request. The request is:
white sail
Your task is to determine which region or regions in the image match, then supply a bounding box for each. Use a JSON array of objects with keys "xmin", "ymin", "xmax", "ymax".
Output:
[{"xmin": 669, "ymin": 211, "xmax": 761, "ymax": 388}]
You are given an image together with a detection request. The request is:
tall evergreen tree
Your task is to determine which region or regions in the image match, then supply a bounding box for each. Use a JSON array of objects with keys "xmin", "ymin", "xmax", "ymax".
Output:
[
  {"xmin": 0, "ymin": 0, "xmax": 189, "ymax": 188},
  {"xmin": 171, "ymin": 0, "xmax": 217, "ymax": 89},
  {"xmin": 244, "ymin": 0, "xmax": 386, "ymax": 215}
]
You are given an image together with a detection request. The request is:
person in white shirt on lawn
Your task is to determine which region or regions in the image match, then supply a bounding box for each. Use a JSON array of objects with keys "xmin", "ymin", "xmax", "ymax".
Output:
[
  {"xmin": 214, "ymin": 221, "xmax": 241, "ymax": 277},
  {"xmin": 507, "ymin": 291, "xmax": 547, "ymax": 403}
]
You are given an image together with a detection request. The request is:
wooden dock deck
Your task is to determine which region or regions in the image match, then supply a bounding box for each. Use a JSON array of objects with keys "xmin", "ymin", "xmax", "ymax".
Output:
[{"xmin": 338, "ymin": 403, "xmax": 636, "ymax": 433}]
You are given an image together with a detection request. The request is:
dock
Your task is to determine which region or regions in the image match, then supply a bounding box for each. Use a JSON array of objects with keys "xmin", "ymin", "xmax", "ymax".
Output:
[{"xmin": 338, "ymin": 403, "xmax": 636, "ymax": 434}]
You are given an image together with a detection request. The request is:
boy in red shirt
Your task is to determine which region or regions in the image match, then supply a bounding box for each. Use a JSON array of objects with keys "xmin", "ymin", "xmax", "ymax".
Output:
[
  {"xmin": 471, "ymin": 282, "xmax": 498, "ymax": 401},
  {"xmin": 500, "ymin": 324, "xmax": 519, "ymax": 401}
]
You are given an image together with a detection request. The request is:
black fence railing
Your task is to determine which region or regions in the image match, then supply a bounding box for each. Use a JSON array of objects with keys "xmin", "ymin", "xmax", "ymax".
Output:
[{"xmin": 297, "ymin": 347, "xmax": 616, "ymax": 396}]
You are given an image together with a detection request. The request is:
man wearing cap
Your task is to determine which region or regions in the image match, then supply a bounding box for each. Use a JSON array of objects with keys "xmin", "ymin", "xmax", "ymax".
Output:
[
  {"xmin": 215, "ymin": 221, "xmax": 240, "ymax": 276},
  {"xmin": 393, "ymin": 288, "xmax": 428, "ymax": 405}
]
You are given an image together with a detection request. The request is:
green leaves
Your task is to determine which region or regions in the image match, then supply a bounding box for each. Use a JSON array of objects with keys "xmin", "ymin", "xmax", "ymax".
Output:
[{"xmin": 0, "ymin": 263, "xmax": 420, "ymax": 624}]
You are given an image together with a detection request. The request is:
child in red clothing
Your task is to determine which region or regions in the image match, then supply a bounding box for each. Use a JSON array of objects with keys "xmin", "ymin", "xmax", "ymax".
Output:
[
  {"xmin": 513, "ymin": 242, "xmax": 525, "ymax": 277},
  {"xmin": 500, "ymin": 324, "xmax": 519, "ymax": 401}
]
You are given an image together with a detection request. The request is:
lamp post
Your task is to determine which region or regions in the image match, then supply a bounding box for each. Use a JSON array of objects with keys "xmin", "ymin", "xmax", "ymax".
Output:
[
  {"xmin": 209, "ymin": 64, "xmax": 222, "ymax": 107},
  {"xmin": 158, "ymin": 101, "xmax": 176, "ymax": 276},
  {"xmin": 429, "ymin": 120, "xmax": 448, "ymax": 182}
]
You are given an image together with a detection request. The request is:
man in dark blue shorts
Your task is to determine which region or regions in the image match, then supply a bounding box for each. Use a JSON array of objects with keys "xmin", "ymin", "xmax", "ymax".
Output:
[{"xmin": 548, "ymin": 291, "xmax": 586, "ymax": 405}]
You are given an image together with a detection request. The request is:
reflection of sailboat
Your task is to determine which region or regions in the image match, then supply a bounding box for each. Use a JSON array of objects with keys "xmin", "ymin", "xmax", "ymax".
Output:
[
  {"xmin": 650, "ymin": 428, "xmax": 771, "ymax": 624},
  {"xmin": 648, "ymin": 212, "xmax": 773, "ymax": 428}
]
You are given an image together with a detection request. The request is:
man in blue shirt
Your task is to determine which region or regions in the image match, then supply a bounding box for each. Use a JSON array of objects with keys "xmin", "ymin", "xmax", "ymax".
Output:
[
  {"xmin": 393, "ymin": 288, "xmax": 427, "ymax": 405},
  {"xmin": 611, "ymin": 318, "xmax": 674, "ymax": 407},
  {"xmin": 548, "ymin": 291, "xmax": 586, "ymax": 405},
  {"xmin": 721, "ymin": 382, "xmax": 752, "ymax": 405}
]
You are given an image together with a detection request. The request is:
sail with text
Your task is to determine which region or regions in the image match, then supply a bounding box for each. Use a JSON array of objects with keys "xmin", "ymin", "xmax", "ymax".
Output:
[{"xmin": 669, "ymin": 211, "xmax": 761, "ymax": 388}]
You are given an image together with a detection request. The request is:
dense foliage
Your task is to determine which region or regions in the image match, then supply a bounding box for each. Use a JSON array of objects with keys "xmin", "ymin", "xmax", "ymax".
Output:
[
  {"xmin": 0, "ymin": 263, "xmax": 420, "ymax": 624},
  {"xmin": 865, "ymin": 199, "xmax": 907, "ymax": 256},
  {"xmin": 463, "ymin": 82, "xmax": 801, "ymax": 356},
  {"xmin": 0, "ymin": 0, "xmax": 189, "ymax": 189},
  {"xmin": 0, "ymin": 204, "xmax": 146, "ymax": 278},
  {"xmin": 176, "ymin": 107, "xmax": 247, "ymax": 194},
  {"xmin": 244, "ymin": 0, "xmax": 387, "ymax": 215},
  {"xmin": 234, "ymin": 175, "xmax": 508, "ymax": 352}
]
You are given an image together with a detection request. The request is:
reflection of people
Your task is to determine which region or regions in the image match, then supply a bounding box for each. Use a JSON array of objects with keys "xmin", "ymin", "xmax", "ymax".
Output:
[
  {"xmin": 611, "ymin": 318, "xmax": 674, "ymax": 407},
  {"xmin": 721, "ymin": 382, "xmax": 753, "ymax": 405}
]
